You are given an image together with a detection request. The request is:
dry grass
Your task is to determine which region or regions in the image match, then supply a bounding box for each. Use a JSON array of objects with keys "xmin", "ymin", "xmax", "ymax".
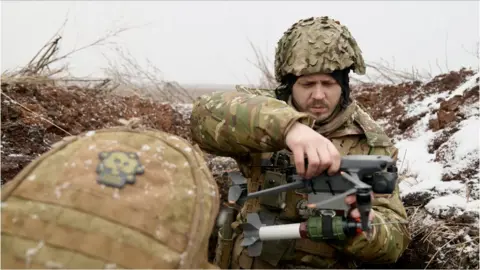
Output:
[
  {"xmin": 1, "ymin": 21, "xmax": 193, "ymax": 104},
  {"xmin": 101, "ymin": 46, "xmax": 194, "ymax": 103},
  {"xmin": 2, "ymin": 31, "xmax": 116, "ymax": 93},
  {"xmin": 247, "ymin": 40, "xmax": 278, "ymax": 89},
  {"xmin": 2, "ymin": 17, "xmax": 124, "ymax": 84},
  {"xmin": 404, "ymin": 205, "xmax": 479, "ymax": 269}
]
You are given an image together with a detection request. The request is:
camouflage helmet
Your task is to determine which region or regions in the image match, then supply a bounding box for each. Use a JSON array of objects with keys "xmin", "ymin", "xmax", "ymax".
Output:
[
  {"xmin": 274, "ymin": 16, "xmax": 366, "ymax": 83},
  {"xmin": 1, "ymin": 127, "xmax": 220, "ymax": 269}
]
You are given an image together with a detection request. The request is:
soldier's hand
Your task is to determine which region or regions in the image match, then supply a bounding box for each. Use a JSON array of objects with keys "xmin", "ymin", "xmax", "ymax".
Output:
[
  {"xmin": 285, "ymin": 122, "xmax": 341, "ymax": 179},
  {"xmin": 345, "ymin": 194, "xmax": 375, "ymax": 221}
]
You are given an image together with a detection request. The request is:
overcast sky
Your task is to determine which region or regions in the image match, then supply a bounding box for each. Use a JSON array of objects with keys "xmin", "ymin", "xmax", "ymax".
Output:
[{"xmin": 2, "ymin": 1, "xmax": 479, "ymax": 85}]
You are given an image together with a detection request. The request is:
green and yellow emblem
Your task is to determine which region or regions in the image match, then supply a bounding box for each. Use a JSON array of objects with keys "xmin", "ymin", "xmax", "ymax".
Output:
[{"xmin": 96, "ymin": 151, "xmax": 145, "ymax": 188}]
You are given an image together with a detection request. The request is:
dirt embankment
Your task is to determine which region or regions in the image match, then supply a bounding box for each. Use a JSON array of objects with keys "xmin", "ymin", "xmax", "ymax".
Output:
[
  {"xmin": 352, "ymin": 68, "xmax": 479, "ymax": 269},
  {"xmin": 352, "ymin": 68, "xmax": 477, "ymax": 137},
  {"xmin": 353, "ymin": 69, "xmax": 479, "ymax": 185},
  {"xmin": 0, "ymin": 81, "xmax": 189, "ymax": 183}
]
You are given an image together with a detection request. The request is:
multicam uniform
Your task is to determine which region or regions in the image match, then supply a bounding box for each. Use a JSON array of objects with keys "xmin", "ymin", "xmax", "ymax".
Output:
[
  {"xmin": 191, "ymin": 16, "xmax": 411, "ymax": 269},
  {"xmin": 1, "ymin": 127, "xmax": 220, "ymax": 269}
]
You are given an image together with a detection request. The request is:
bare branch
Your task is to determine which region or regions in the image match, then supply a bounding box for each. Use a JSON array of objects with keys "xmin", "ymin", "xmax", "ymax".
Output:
[
  {"xmin": 444, "ymin": 32, "xmax": 450, "ymax": 71},
  {"xmin": 246, "ymin": 39, "xmax": 277, "ymax": 89},
  {"xmin": 102, "ymin": 45, "xmax": 193, "ymax": 103},
  {"xmin": 26, "ymin": 11, "xmax": 69, "ymax": 68},
  {"xmin": 461, "ymin": 42, "xmax": 480, "ymax": 61}
]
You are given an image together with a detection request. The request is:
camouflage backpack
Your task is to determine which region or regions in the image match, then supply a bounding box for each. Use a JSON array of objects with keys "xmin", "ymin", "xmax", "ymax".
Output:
[{"xmin": 1, "ymin": 127, "xmax": 220, "ymax": 269}]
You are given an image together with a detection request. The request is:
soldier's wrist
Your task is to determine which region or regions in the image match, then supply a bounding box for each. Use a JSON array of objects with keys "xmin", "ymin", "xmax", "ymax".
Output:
[{"xmin": 282, "ymin": 115, "xmax": 316, "ymax": 145}]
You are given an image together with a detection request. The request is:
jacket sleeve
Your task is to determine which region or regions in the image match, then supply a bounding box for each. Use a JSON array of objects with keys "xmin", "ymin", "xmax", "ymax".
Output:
[
  {"xmin": 190, "ymin": 91, "xmax": 316, "ymax": 157},
  {"xmin": 335, "ymin": 144, "xmax": 411, "ymax": 264}
]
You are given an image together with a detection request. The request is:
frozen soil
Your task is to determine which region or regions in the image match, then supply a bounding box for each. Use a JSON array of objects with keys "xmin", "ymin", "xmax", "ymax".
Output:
[
  {"xmin": 352, "ymin": 68, "xmax": 479, "ymax": 269},
  {"xmin": 1, "ymin": 81, "xmax": 188, "ymax": 183}
]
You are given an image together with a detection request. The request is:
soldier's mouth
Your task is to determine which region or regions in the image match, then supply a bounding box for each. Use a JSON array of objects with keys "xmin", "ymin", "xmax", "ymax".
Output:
[{"xmin": 310, "ymin": 107, "xmax": 327, "ymax": 113}]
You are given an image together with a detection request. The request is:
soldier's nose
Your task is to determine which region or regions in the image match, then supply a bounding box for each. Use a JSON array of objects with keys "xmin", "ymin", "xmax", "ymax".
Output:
[{"xmin": 311, "ymin": 88, "xmax": 326, "ymax": 100}]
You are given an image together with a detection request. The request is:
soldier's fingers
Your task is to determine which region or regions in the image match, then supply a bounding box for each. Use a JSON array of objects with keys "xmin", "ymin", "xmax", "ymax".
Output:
[
  {"xmin": 316, "ymin": 146, "xmax": 332, "ymax": 175},
  {"xmin": 350, "ymin": 208, "xmax": 360, "ymax": 219},
  {"xmin": 326, "ymin": 143, "xmax": 341, "ymax": 175},
  {"xmin": 313, "ymin": 147, "xmax": 324, "ymax": 176},
  {"xmin": 292, "ymin": 147, "xmax": 306, "ymax": 177},
  {"xmin": 345, "ymin": 194, "xmax": 356, "ymax": 205},
  {"xmin": 349, "ymin": 208, "xmax": 376, "ymax": 221},
  {"xmin": 305, "ymin": 146, "xmax": 320, "ymax": 179}
]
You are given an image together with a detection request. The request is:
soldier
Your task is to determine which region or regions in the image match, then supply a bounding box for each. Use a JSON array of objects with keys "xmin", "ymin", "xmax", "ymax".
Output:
[
  {"xmin": 191, "ymin": 16, "xmax": 411, "ymax": 268},
  {"xmin": 1, "ymin": 127, "xmax": 220, "ymax": 269}
]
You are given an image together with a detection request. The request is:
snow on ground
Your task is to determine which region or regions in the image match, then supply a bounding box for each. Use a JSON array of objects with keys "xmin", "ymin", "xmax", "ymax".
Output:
[
  {"xmin": 425, "ymin": 194, "xmax": 480, "ymax": 218},
  {"xmin": 354, "ymin": 70, "xmax": 480, "ymax": 268},
  {"xmin": 449, "ymin": 72, "xmax": 480, "ymax": 99},
  {"xmin": 404, "ymin": 91, "xmax": 450, "ymax": 118},
  {"xmin": 393, "ymin": 74, "xmax": 479, "ymax": 220},
  {"xmin": 440, "ymin": 117, "xmax": 479, "ymax": 176}
]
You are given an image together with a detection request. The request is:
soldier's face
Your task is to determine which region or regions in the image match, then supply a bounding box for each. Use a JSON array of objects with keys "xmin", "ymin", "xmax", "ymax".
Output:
[{"xmin": 291, "ymin": 73, "xmax": 342, "ymax": 121}]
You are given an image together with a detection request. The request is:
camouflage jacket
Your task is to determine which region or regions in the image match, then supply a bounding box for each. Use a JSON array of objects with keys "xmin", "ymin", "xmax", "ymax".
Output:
[{"xmin": 190, "ymin": 86, "xmax": 411, "ymax": 268}]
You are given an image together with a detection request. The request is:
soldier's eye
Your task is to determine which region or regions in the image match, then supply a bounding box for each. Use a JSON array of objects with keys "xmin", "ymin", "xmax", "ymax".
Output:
[
  {"xmin": 323, "ymin": 81, "xmax": 337, "ymax": 87},
  {"xmin": 114, "ymin": 158, "xmax": 121, "ymax": 163},
  {"xmin": 124, "ymin": 162, "xmax": 129, "ymax": 166},
  {"xmin": 301, "ymin": 82, "xmax": 315, "ymax": 87}
]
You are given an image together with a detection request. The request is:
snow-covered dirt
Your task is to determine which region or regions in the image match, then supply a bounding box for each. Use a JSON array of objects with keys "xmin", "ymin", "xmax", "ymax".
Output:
[
  {"xmin": 353, "ymin": 69, "xmax": 479, "ymax": 269},
  {"xmin": 390, "ymin": 72, "xmax": 479, "ymax": 216}
]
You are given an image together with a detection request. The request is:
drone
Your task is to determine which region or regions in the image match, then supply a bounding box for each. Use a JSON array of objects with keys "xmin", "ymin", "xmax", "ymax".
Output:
[{"xmin": 226, "ymin": 154, "xmax": 399, "ymax": 257}]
